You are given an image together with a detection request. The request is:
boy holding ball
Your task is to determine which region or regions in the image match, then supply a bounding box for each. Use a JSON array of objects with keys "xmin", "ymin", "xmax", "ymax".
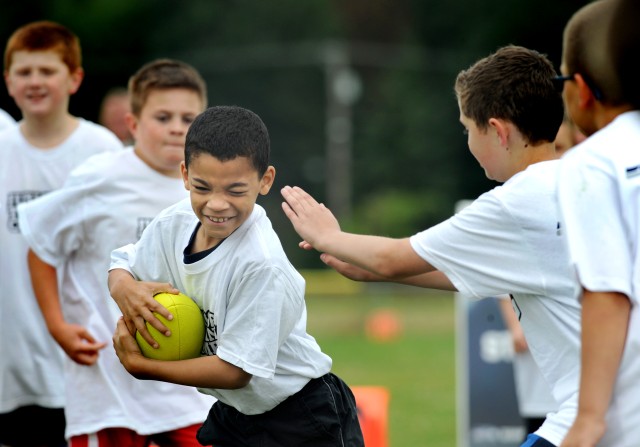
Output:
[{"xmin": 109, "ymin": 106, "xmax": 364, "ymax": 446}]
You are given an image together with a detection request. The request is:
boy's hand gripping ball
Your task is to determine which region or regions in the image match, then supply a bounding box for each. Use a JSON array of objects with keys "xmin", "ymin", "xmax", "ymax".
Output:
[{"xmin": 135, "ymin": 292, "xmax": 205, "ymax": 361}]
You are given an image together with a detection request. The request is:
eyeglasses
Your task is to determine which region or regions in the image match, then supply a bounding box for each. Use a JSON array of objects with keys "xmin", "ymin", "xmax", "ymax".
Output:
[
  {"xmin": 552, "ymin": 74, "xmax": 575, "ymax": 90},
  {"xmin": 552, "ymin": 73, "xmax": 603, "ymax": 101}
]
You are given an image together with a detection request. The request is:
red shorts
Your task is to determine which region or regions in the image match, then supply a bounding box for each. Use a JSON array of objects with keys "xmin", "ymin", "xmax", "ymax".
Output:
[{"xmin": 69, "ymin": 424, "xmax": 202, "ymax": 447}]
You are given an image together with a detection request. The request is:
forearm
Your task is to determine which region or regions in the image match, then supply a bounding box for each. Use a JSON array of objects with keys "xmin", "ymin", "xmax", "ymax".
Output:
[
  {"xmin": 28, "ymin": 249, "xmax": 65, "ymax": 335},
  {"xmin": 396, "ymin": 270, "xmax": 457, "ymax": 290},
  {"xmin": 577, "ymin": 289, "xmax": 631, "ymax": 422},
  {"xmin": 317, "ymin": 233, "xmax": 434, "ymax": 279},
  {"xmin": 282, "ymin": 186, "xmax": 434, "ymax": 278},
  {"xmin": 125, "ymin": 350, "xmax": 251, "ymax": 389},
  {"xmin": 498, "ymin": 296, "xmax": 519, "ymax": 333}
]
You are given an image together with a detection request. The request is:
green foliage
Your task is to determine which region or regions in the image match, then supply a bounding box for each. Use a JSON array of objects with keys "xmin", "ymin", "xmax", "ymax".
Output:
[
  {"xmin": 0, "ymin": 0, "xmax": 589, "ymax": 268},
  {"xmin": 346, "ymin": 188, "xmax": 451, "ymax": 237}
]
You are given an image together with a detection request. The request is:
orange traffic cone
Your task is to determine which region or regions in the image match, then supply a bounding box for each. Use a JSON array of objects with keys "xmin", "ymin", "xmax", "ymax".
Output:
[{"xmin": 352, "ymin": 386, "xmax": 390, "ymax": 447}]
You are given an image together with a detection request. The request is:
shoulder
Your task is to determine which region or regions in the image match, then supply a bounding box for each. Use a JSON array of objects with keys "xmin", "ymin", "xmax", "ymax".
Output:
[
  {"xmin": 155, "ymin": 197, "xmax": 196, "ymax": 223},
  {"xmin": 0, "ymin": 109, "xmax": 16, "ymax": 129},
  {"xmin": 456, "ymin": 161, "xmax": 560, "ymax": 226},
  {"xmin": 75, "ymin": 119, "xmax": 124, "ymax": 149},
  {"xmin": 510, "ymin": 160, "xmax": 559, "ymax": 189},
  {"xmin": 494, "ymin": 160, "xmax": 560, "ymax": 206},
  {"xmin": 241, "ymin": 205, "xmax": 281, "ymax": 250},
  {"xmin": 67, "ymin": 147, "xmax": 134, "ymax": 181},
  {"xmin": 0, "ymin": 124, "xmax": 21, "ymax": 145},
  {"xmin": 238, "ymin": 206, "xmax": 300, "ymax": 271},
  {"xmin": 0, "ymin": 126, "xmax": 26, "ymax": 162}
]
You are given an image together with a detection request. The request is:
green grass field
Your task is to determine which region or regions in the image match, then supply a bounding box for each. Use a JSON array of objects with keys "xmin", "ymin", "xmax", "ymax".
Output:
[{"xmin": 303, "ymin": 270, "xmax": 457, "ymax": 447}]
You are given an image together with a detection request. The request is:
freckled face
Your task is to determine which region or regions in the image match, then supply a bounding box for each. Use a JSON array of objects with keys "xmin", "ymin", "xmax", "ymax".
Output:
[
  {"xmin": 4, "ymin": 51, "xmax": 82, "ymax": 118},
  {"xmin": 181, "ymin": 154, "xmax": 275, "ymax": 248}
]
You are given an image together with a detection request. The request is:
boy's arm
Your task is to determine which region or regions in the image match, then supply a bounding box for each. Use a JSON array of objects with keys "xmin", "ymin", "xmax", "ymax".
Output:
[
  {"xmin": 497, "ymin": 296, "xmax": 528, "ymax": 353},
  {"xmin": 320, "ymin": 253, "xmax": 457, "ymax": 291},
  {"xmin": 27, "ymin": 249, "xmax": 106, "ymax": 365},
  {"xmin": 560, "ymin": 289, "xmax": 631, "ymax": 447},
  {"xmin": 113, "ymin": 317, "xmax": 252, "ymax": 389},
  {"xmin": 281, "ymin": 186, "xmax": 435, "ymax": 279}
]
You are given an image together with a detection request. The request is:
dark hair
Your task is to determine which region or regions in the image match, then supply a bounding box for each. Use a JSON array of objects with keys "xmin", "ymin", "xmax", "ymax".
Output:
[
  {"xmin": 185, "ymin": 106, "xmax": 270, "ymax": 176},
  {"xmin": 4, "ymin": 20, "xmax": 81, "ymax": 72},
  {"xmin": 454, "ymin": 45, "xmax": 564, "ymax": 145},
  {"xmin": 128, "ymin": 59, "xmax": 207, "ymax": 116},
  {"xmin": 562, "ymin": 0, "xmax": 623, "ymax": 105},
  {"xmin": 608, "ymin": 0, "xmax": 640, "ymax": 108}
]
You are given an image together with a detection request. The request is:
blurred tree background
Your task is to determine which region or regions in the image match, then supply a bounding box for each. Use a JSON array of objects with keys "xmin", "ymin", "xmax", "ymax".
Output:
[{"xmin": 0, "ymin": 0, "xmax": 588, "ymax": 268}]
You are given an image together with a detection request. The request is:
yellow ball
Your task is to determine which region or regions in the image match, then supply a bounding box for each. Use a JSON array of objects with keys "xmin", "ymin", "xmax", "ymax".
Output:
[{"xmin": 135, "ymin": 292, "xmax": 205, "ymax": 361}]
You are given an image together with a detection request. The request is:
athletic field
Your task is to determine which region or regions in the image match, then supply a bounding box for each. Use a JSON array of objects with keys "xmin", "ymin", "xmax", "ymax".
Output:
[{"xmin": 303, "ymin": 270, "xmax": 457, "ymax": 447}]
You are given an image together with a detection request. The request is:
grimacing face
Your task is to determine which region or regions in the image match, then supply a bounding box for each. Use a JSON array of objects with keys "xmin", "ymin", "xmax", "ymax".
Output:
[{"xmin": 181, "ymin": 153, "xmax": 275, "ymax": 249}]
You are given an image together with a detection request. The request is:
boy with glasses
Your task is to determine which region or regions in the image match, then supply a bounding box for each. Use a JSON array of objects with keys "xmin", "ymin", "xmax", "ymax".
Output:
[{"xmin": 555, "ymin": 1, "xmax": 640, "ymax": 446}]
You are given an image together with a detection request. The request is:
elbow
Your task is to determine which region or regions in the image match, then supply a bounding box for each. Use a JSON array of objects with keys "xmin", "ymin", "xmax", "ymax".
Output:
[
  {"xmin": 227, "ymin": 369, "xmax": 252, "ymax": 389},
  {"xmin": 372, "ymin": 261, "xmax": 408, "ymax": 280}
]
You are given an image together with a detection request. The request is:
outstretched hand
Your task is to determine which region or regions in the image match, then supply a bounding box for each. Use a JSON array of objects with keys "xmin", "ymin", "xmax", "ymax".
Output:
[{"xmin": 281, "ymin": 186, "xmax": 341, "ymax": 251}]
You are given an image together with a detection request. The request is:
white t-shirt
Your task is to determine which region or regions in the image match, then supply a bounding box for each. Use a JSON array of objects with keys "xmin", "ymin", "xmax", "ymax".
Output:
[
  {"xmin": 18, "ymin": 148, "xmax": 214, "ymax": 438},
  {"xmin": 497, "ymin": 296, "xmax": 557, "ymax": 418},
  {"xmin": 557, "ymin": 110, "xmax": 640, "ymax": 447},
  {"xmin": 0, "ymin": 119, "xmax": 122, "ymax": 414},
  {"xmin": 110, "ymin": 199, "xmax": 333, "ymax": 415},
  {"xmin": 410, "ymin": 161, "xmax": 580, "ymax": 446},
  {"xmin": 0, "ymin": 109, "xmax": 15, "ymax": 130},
  {"xmin": 513, "ymin": 350, "xmax": 557, "ymax": 418}
]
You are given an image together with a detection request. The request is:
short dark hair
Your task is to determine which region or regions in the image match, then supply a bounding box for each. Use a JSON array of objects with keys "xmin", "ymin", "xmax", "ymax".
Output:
[
  {"xmin": 185, "ymin": 106, "xmax": 270, "ymax": 176},
  {"xmin": 608, "ymin": 0, "xmax": 640, "ymax": 108},
  {"xmin": 455, "ymin": 45, "xmax": 564, "ymax": 145},
  {"xmin": 562, "ymin": 0, "xmax": 622, "ymax": 105}
]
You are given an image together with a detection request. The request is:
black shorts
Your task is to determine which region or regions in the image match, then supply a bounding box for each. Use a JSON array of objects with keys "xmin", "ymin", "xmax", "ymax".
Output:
[
  {"xmin": 196, "ymin": 373, "xmax": 364, "ymax": 447},
  {"xmin": 0, "ymin": 405, "xmax": 66, "ymax": 447}
]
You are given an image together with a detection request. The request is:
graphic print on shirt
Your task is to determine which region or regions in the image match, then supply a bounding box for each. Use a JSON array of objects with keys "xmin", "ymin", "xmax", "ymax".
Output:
[
  {"xmin": 202, "ymin": 309, "xmax": 218, "ymax": 356},
  {"xmin": 6, "ymin": 190, "xmax": 48, "ymax": 232}
]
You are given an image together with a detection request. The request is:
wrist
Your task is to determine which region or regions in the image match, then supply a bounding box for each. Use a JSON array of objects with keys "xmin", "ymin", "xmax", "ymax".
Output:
[
  {"xmin": 314, "ymin": 230, "xmax": 339, "ymax": 254},
  {"xmin": 48, "ymin": 320, "xmax": 68, "ymax": 341}
]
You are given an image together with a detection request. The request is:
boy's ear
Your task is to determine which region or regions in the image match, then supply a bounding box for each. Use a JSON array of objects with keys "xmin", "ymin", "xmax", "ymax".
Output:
[
  {"xmin": 488, "ymin": 117, "xmax": 509, "ymax": 147},
  {"xmin": 124, "ymin": 112, "xmax": 138, "ymax": 137},
  {"xmin": 180, "ymin": 161, "xmax": 189, "ymax": 190},
  {"xmin": 573, "ymin": 73, "xmax": 596, "ymax": 108},
  {"xmin": 259, "ymin": 166, "xmax": 276, "ymax": 195},
  {"xmin": 68, "ymin": 68, "xmax": 84, "ymax": 95}
]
